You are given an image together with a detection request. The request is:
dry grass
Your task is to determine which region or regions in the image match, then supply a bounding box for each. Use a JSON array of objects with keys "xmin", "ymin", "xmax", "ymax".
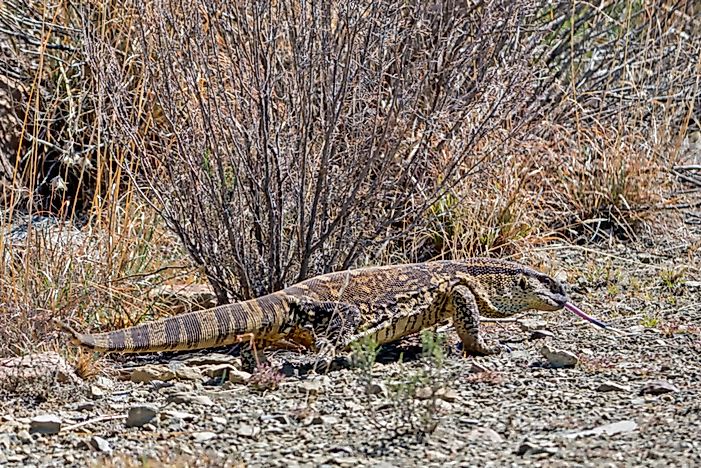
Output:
[{"xmin": 0, "ymin": 0, "xmax": 699, "ymax": 360}]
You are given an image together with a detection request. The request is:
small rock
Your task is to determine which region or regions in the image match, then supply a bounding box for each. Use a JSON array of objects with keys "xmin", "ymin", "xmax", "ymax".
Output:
[
  {"xmin": 167, "ymin": 393, "xmax": 214, "ymax": 406},
  {"xmin": 89, "ymin": 436, "xmax": 112, "ymax": 453},
  {"xmin": 162, "ymin": 410, "xmax": 198, "ymax": 421},
  {"xmin": 639, "ymin": 380, "xmax": 679, "ymax": 395},
  {"xmin": 237, "ymin": 424, "xmax": 260, "ymax": 438},
  {"xmin": 130, "ymin": 365, "xmax": 175, "ymax": 383},
  {"xmin": 202, "ymin": 364, "xmax": 251, "ymax": 383},
  {"xmin": 596, "ymin": 381, "xmax": 629, "ymax": 392},
  {"xmin": 415, "ymin": 386, "xmax": 433, "ymax": 400},
  {"xmin": 183, "ymin": 353, "xmax": 242, "ymax": 367},
  {"xmin": 29, "ymin": 415, "xmax": 61, "ymax": 435},
  {"xmin": 192, "ymin": 431, "xmax": 217, "ymax": 443},
  {"xmin": 466, "ymin": 427, "xmax": 503, "ymax": 443},
  {"xmin": 126, "ymin": 405, "xmax": 159, "ymax": 428},
  {"xmin": 434, "ymin": 387, "xmax": 458, "ymax": 402},
  {"xmin": 94, "ymin": 376, "xmax": 114, "ymax": 389},
  {"xmin": 562, "ymin": 420, "xmax": 637, "ymax": 439},
  {"xmin": 90, "ymin": 385, "xmax": 106, "ymax": 398},
  {"xmin": 173, "ymin": 367, "xmax": 204, "ymax": 381},
  {"xmin": 212, "ymin": 416, "xmax": 227, "ymax": 424},
  {"xmin": 75, "ymin": 401, "xmax": 95, "ymax": 411},
  {"xmin": 470, "ymin": 362, "xmax": 490, "ymax": 373},
  {"xmin": 299, "ymin": 379, "xmax": 324, "ymax": 394},
  {"xmin": 529, "ymin": 330, "xmax": 555, "ymax": 340},
  {"xmin": 517, "ymin": 319, "xmax": 548, "ymax": 332},
  {"xmin": 317, "ymin": 415, "xmax": 339, "ymax": 425},
  {"xmin": 516, "ymin": 440, "xmax": 557, "ymax": 456},
  {"xmin": 540, "ymin": 345, "xmax": 578, "ymax": 368},
  {"xmin": 17, "ymin": 430, "xmax": 32, "ymax": 443},
  {"xmin": 365, "ymin": 382, "xmax": 388, "ymax": 396}
]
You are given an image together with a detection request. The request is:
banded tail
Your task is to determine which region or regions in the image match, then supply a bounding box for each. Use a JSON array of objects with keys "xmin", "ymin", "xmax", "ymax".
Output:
[{"xmin": 61, "ymin": 293, "xmax": 292, "ymax": 353}]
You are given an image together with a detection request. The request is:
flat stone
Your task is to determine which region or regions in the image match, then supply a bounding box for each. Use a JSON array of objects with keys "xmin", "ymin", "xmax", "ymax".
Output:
[
  {"xmin": 17, "ymin": 429, "xmax": 32, "ymax": 443},
  {"xmin": 89, "ymin": 436, "xmax": 112, "ymax": 453},
  {"xmin": 562, "ymin": 420, "xmax": 637, "ymax": 439},
  {"xmin": 90, "ymin": 385, "xmax": 106, "ymax": 398},
  {"xmin": 311, "ymin": 415, "xmax": 339, "ymax": 425},
  {"xmin": 517, "ymin": 319, "xmax": 548, "ymax": 332},
  {"xmin": 192, "ymin": 431, "xmax": 217, "ymax": 443},
  {"xmin": 299, "ymin": 379, "xmax": 324, "ymax": 394},
  {"xmin": 516, "ymin": 440, "xmax": 557, "ymax": 456},
  {"xmin": 466, "ymin": 427, "xmax": 503, "ymax": 443},
  {"xmin": 530, "ymin": 330, "xmax": 555, "ymax": 340},
  {"xmin": 540, "ymin": 345, "xmax": 578, "ymax": 368},
  {"xmin": 470, "ymin": 362, "xmax": 490, "ymax": 373},
  {"xmin": 130, "ymin": 365, "xmax": 175, "ymax": 383},
  {"xmin": 415, "ymin": 386, "xmax": 433, "ymax": 400},
  {"xmin": 596, "ymin": 381, "xmax": 630, "ymax": 392},
  {"xmin": 182, "ymin": 353, "xmax": 241, "ymax": 367},
  {"xmin": 237, "ymin": 424, "xmax": 260, "ymax": 438},
  {"xmin": 212, "ymin": 416, "xmax": 227, "ymax": 424},
  {"xmin": 29, "ymin": 415, "xmax": 61, "ymax": 435},
  {"xmin": 167, "ymin": 393, "xmax": 214, "ymax": 406},
  {"xmin": 434, "ymin": 387, "xmax": 458, "ymax": 402},
  {"xmin": 174, "ymin": 367, "xmax": 204, "ymax": 381},
  {"xmin": 162, "ymin": 410, "xmax": 198, "ymax": 421},
  {"xmin": 639, "ymin": 379, "xmax": 679, "ymax": 395},
  {"xmin": 126, "ymin": 405, "xmax": 159, "ymax": 428},
  {"xmin": 365, "ymin": 382, "xmax": 388, "ymax": 396}
]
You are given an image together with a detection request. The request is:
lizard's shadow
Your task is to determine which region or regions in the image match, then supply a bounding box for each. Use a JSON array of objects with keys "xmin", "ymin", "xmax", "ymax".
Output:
[{"xmin": 277, "ymin": 340, "xmax": 457, "ymax": 378}]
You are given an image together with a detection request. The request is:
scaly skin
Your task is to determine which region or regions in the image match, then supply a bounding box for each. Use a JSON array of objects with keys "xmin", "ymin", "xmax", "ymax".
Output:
[{"xmin": 63, "ymin": 258, "xmax": 576, "ymax": 368}]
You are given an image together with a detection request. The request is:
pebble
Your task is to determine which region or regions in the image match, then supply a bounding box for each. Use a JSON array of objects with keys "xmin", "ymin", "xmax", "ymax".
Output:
[
  {"xmin": 126, "ymin": 405, "xmax": 159, "ymax": 428},
  {"xmin": 192, "ymin": 431, "xmax": 217, "ymax": 443},
  {"xmin": 167, "ymin": 393, "xmax": 214, "ymax": 406},
  {"xmin": 17, "ymin": 430, "xmax": 32, "ymax": 443},
  {"xmin": 516, "ymin": 440, "xmax": 557, "ymax": 456},
  {"xmin": 639, "ymin": 380, "xmax": 679, "ymax": 395},
  {"xmin": 596, "ymin": 381, "xmax": 629, "ymax": 392},
  {"xmin": 365, "ymin": 382, "xmax": 388, "ymax": 396},
  {"xmin": 466, "ymin": 427, "xmax": 503, "ymax": 443},
  {"xmin": 88, "ymin": 436, "xmax": 112, "ymax": 454},
  {"xmin": 470, "ymin": 362, "xmax": 490, "ymax": 373},
  {"xmin": 415, "ymin": 386, "xmax": 433, "ymax": 400},
  {"xmin": 562, "ymin": 420, "xmax": 638, "ymax": 438},
  {"xmin": 29, "ymin": 415, "xmax": 62, "ymax": 435},
  {"xmin": 212, "ymin": 416, "xmax": 227, "ymax": 424},
  {"xmin": 130, "ymin": 365, "xmax": 175, "ymax": 383},
  {"xmin": 434, "ymin": 387, "xmax": 458, "ymax": 402},
  {"xmin": 530, "ymin": 330, "xmax": 555, "ymax": 340},
  {"xmin": 237, "ymin": 424, "xmax": 260, "ymax": 438},
  {"xmin": 162, "ymin": 410, "xmax": 198, "ymax": 421},
  {"xmin": 540, "ymin": 345, "xmax": 578, "ymax": 368}
]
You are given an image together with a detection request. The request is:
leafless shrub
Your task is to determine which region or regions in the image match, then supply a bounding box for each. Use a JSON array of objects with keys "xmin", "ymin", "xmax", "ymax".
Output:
[{"xmin": 98, "ymin": 0, "xmax": 546, "ymax": 300}]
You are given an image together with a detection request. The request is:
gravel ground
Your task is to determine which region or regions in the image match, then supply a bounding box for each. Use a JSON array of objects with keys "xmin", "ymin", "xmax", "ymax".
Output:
[{"xmin": 1, "ymin": 230, "xmax": 699, "ymax": 467}]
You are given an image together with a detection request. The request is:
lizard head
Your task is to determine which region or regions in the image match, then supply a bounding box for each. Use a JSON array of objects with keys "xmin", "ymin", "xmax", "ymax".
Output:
[
  {"xmin": 491, "ymin": 269, "xmax": 568, "ymax": 314},
  {"xmin": 516, "ymin": 270, "xmax": 568, "ymax": 311}
]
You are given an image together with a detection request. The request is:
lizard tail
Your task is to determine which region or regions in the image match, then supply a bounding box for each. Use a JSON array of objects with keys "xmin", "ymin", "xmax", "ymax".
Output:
[{"xmin": 61, "ymin": 294, "xmax": 289, "ymax": 353}]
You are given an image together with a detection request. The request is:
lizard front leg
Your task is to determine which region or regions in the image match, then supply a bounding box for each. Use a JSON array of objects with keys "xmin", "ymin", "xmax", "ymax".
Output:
[{"xmin": 449, "ymin": 285, "xmax": 503, "ymax": 356}]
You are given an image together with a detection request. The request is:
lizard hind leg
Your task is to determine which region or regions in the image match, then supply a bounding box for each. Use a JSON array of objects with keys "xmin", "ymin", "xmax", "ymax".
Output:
[{"xmin": 449, "ymin": 285, "xmax": 503, "ymax": 356}]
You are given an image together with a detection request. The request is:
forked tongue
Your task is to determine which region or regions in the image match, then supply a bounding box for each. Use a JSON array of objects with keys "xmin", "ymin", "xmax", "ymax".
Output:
[{"xmin": 564, "ymin": 302, "xmax": 609, "ymax": 329}]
